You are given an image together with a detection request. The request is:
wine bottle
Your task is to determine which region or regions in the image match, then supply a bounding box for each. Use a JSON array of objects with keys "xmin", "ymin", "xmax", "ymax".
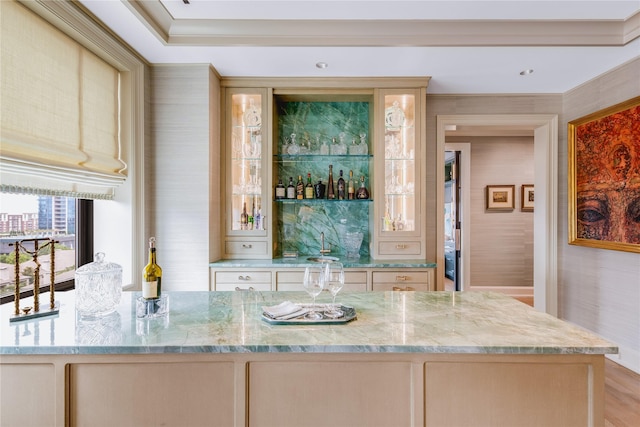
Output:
[
  {"xmin": 327, "ymin": 165, "xmax": 335, "ymax": 199},
  {"xmin": 337, "ymin": 170, "xmax": 346, "ymax": 200},
  {"xmin": 286, "ymin": 177, "xmax": 296, "ymax": 199},
  {"xmin": 296, "ymin": 175, "xmax": 304, "ymax": 200},
  {"xmin": 240, "ymin": 202, "xmax": 248, "ymax": 229},
  {"xmin": 348, "ymin": 170, "xmax": 355, "ymax": 200},
  {"xmin": 275, "ymin": 177, "xmax": 285, "ymax": 199},
  {"xmin": 305, "ymin": 173, "xmax": 314, "ymax": 199},
  {"xmin": 356, "ymin": 175, "xmax": 370, "ymax": 199},
  {"xmin": 142, "ymin": 237, "xmax": 162, "ymax": 300}
]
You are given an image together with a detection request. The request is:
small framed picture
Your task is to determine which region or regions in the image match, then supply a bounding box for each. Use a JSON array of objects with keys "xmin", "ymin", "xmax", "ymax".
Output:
[
  {"xmin": 521, "ymin": 184, "xmax": 534, "ymax": 212},
  {"xmin": 486, "ymin": 185, "xmax": 515, "ymax": 211}
]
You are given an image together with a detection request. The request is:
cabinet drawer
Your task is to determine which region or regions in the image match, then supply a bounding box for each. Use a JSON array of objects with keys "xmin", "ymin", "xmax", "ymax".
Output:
[
  {"xmin": 276, "ymin": 269, "xmax": 368, "ymax": 291},
  {"xmin": 371, "ymin": 282, "xmax": 429, "ymax": 292},
  {"xmin": 372, "ymin": 271, "xmax": 428, "ymax": 284},
  {"xmin": 377, "ymin": 241, "xmax": 421, "ymax": 256},
  {"xmin": 216, "ymin": 271, "xmax": 272, "ymax": 284},
  {"xmin": 215, "ymin": 282, "xmax": 272, "ymax": 292},
  {"xmin": 225, "ymin": 241, "xmax": 268, "ymax": 256}
]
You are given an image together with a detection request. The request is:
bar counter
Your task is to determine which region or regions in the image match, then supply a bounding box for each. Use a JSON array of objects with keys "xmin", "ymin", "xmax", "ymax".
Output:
[
  {"xmin": 0, "ymin": 291, "xmax": 616, "ymax": 427},
  {"xmin": 1, "ymin": 290, "xmax": 615, "ymax": 355}
]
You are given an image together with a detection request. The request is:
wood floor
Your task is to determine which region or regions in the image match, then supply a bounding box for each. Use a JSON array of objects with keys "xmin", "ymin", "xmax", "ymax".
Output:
[{"xmin": 605, "ymin": 358, "xmax": 640, "ymax": 427}]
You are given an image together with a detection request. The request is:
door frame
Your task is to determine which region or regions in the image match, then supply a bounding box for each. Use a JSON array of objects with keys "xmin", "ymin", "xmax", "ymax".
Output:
[
  {"xmin": 436, "ymin": 115, "xmax": 558, "ymax": 316},
  {"xmin": 444, "ymin": 143, "xmax": 471, "ymax": 291}
]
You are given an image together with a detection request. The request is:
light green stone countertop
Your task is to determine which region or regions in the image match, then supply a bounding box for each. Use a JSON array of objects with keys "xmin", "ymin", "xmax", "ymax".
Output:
[
  {"xmin": 1, "ymin": 291, "xmax": 617, "ymax": 356},
  {"xmin": 210, "ymin": 256, "xmax": 436, "ymax": 268}
]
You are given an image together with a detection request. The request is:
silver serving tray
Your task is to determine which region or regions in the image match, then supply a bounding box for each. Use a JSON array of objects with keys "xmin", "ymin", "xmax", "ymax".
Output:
[{"xmin": 262, "ymin": 304, "xmax": 357, "ymax": 325}]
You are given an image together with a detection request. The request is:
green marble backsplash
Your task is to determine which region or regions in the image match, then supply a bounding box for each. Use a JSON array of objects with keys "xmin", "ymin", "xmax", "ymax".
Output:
[
  {"xmin": 274, "ymin": 101, "xmax": 372, "ymax": 257},
  {"xmin": 277, "ymin": 101, "xmax": 370, "ymax": 148},
  {"xmin": 276, "ymin": 200, "xmax": 371, "ymax": 257}
]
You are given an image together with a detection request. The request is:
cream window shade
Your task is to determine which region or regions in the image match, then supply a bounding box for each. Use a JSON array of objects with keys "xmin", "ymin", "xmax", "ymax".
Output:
[{"xmin": 1, "ymin": 0, "xmax": 127, "ymax": 199}]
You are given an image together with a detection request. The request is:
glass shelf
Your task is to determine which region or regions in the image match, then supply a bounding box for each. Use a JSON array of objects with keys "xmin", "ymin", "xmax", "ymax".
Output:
[
  {"xmin": 274, "ymin": 199, "xmax": 373, "ymax": 203},
  {"xmin": 274, "ymin": 154, "xmax": 372, "ymax": 160}
]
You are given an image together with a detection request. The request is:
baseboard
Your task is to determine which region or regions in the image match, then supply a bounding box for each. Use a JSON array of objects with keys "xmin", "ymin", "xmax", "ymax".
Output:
[{"xmin": 606, "ymin": 344, "xmax": 640, "ymax": 375}]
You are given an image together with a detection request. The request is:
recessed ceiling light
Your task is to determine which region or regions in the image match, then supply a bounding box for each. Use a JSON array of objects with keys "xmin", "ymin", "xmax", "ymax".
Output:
[
  {"xmin": 520, "ymin": 69, "xmax": 534, "ymax": 76},
  {"xmin": 316, "ymin": 62, "xmax": 328, "ymax": 69}
]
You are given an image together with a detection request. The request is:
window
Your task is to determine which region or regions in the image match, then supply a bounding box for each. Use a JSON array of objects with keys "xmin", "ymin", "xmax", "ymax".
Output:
[{"xmin": 0, "ymin": 193, "xmax": 93, "ymax": 303}]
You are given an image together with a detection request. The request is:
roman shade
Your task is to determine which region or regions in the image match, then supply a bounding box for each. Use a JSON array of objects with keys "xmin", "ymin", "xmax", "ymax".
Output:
[{"xmin": 0, "ymin": 0, "xmax": 127, "ymax": 199}]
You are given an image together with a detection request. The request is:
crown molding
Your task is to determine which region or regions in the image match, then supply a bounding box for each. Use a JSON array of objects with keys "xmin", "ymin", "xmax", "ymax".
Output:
[{"xmin": 122, "ymin": 0, "xmax": 640, "ymax": 47}]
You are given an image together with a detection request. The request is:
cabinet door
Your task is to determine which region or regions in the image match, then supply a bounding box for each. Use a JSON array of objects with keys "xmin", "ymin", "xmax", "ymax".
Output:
[
  {"xmin": 373, "ymin": 89, "xmax": 426, "ymax": 259},
  {"xmin": 223, "ymin": 88, "xmax": 271, "ymax": 258}
]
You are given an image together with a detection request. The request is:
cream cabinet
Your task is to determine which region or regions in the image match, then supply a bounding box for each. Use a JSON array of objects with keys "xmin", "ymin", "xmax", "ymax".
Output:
[
  {"xmin": 220, "ymin": 79, "xmax": 428, "ymax": 262},
  {"xmin": 221, "ymin": 88, "xmax": 272, "ymax": 259},
  {"xmin": 210, "ymin": 266, "xmax": 432, "ymax": 292},
  {"xmin": 373, "ymin": 88, "xmax": 427, "ymax": 259}
]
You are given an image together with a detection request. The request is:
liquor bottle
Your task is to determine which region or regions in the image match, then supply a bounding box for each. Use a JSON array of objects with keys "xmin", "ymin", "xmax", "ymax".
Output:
[
  {"xmin": 305, "ymin": 173, "xmax": 314, "ymax": 199},
  {"xmin": 314, "ymin": 179, "xmax": 326, "ymax": 199},
  {"xmin": 337, "ymin": 170, "xmax": 346, "ymax": 200},
  {"xmin": 254, "ymin": 205, "xmax": 262, "ymax": 230},
  {"xmin": 296, "ymin": 175, "xmax": 304, "ymax": 200},
  {"xmin": 142, "ymin": 237, "xmax": 162, "ymax": 299},
  {"xmin": 240, "ymin": 202, "xmax": 248, "ymax": 229},
  {"xmin": 327, "ymin": 165, "xmax": 335, "ymax": 199},
  {"xmin": 348, "ymin": 170, "xmax": 355, "ymax": 200},
  {"xmin": 286, "ymin": 177, "xmax": 296, "ymax": 199},
  {"xmin": 356, "ymin": 175, "xmax": 370, "ymax": 199},
  {"xmin": 275, "ymin": 177, "xmax": 285, "ymax": 199}
]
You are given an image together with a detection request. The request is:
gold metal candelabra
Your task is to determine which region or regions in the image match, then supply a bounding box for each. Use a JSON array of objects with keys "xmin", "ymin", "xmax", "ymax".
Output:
[{"xmin": 9, "ymin": 238, "xmax": 59, "ymax": 322}]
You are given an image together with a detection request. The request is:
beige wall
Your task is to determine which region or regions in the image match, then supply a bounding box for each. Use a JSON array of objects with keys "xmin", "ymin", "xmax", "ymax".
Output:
[
  {"xmin": 148, "ymin": 65, "xmax": 220, "ymax": 290},
  {"xmin": 560, "ymin": 57, "xmax": 640, "ymax": 373}
]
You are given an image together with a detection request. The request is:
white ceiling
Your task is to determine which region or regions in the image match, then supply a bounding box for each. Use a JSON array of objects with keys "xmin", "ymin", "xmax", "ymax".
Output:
[{"xmin": 79, "ymin": 0, "xmax": 640, "ymax": 94}]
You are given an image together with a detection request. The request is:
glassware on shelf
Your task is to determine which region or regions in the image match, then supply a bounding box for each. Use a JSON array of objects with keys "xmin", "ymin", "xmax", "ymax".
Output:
[
  {"xmin": 243, "ymin": 98, "xmax": 262, "ymax": 127},
  {"xmin": 287, "ymin": 133, "xmax": 300, "ymax": 154},
  {"xmin": 343, "ymin": 231, "xmax": 363, "ymax": 258},
  {"xmin": 303, "ymin": 265, "xmax": 325, "ymax": 320},
  {"xmin": 359, "ymin": 132, "xmax": 368, "ymax": 154},
  {"xmin": 324, "ymin": 262, "xmax": 345, "ymax": 318},
  {"xmin": 385, "ymin": 100, "xmax": 405, "ymax": 130}
]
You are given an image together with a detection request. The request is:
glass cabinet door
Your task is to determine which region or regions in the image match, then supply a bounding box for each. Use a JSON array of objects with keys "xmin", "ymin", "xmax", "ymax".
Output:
[
  {"xmin": 228, "ymin": 91, "xmax": 267, "ymax": 234},
  {"xmin": 382, "ymin": 93, "xmax": 416, "ymax": 233}
]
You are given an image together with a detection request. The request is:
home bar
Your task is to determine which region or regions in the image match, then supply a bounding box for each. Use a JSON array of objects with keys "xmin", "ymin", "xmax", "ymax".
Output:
[{"xmin": 0, "ymin": 290, "xmax": 616, "ymax": 426}]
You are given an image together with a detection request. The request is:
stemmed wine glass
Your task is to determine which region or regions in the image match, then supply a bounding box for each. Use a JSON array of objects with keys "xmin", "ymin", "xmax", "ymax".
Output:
[
  {"xmin": 324, "ymin": 262, "xmax": 345, "ymax": 318},
  {"xmin": 303, "ymin": 265, "xmax": 325, "ymax": 320}
]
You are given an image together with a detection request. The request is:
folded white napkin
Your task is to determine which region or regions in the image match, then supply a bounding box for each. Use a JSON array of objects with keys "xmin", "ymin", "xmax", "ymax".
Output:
[{"xmin": 262, "ymin": 301, "xmax": 308, "ymax": 320}]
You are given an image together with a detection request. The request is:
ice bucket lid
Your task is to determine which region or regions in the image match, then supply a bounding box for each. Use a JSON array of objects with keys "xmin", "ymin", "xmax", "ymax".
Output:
[{"xmin": 75, "ymin": 252, "xmax": 121, "ymax": 275}]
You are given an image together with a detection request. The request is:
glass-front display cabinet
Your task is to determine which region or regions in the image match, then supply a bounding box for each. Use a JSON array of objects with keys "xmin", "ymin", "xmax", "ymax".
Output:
[
  {"xmin": 373, "ymin": 89, "xmax": 426, "ymax": 259},
  {"xmin": 222, "ymin": 88, "xmax": 271, "ymax": 259}
]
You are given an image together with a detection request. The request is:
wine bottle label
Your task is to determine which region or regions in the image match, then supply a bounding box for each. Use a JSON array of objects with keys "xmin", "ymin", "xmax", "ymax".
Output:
[
  {"xmin": 276, "ymin": 187, "xmax": 285, "ymax": 198},
  {"xmin": 287, "ymin": 187, "xmax": 295, "ymax": 199},
  {"xmin": 142, "ymin": 280, "xmax": 159, "ymax": 299}
]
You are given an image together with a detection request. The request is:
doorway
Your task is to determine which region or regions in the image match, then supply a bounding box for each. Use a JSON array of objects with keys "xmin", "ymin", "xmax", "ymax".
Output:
[{"xmin": 436, "ymin": 115, "xmax": 558, "ymax": 315}]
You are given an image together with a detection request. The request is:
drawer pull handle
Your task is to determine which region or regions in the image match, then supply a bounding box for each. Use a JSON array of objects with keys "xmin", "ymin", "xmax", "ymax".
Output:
[
  {"xmin": 396, "ymin": 275, "xmax": 407, "ymax": 281},
  {"xmin": 392, "ymin": 286, "xmax": 415, "ymax": 292},
  {"xmin": 238, "ymin": 275, "xmax": 250, "ymax": 281},
  {"xmin": 242, "ymin": 244, "xmax": 253, "ymax": 249},
  {"xmin": 396, "ymin": 244, "xmax": 406, "ymax": 249}
]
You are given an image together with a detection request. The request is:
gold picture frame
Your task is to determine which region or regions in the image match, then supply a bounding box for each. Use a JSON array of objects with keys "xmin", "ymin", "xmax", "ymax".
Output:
[
  {"xmin": 486, "ymin": 185, "xmax": 515, "ymax": 211},
  {"xmin": 568, "ymin": 96, "xmax": 640, "ymax": 253},
  {"xmin": 521, "ymin": 184, "xmax": 534, "ymax": 212}
]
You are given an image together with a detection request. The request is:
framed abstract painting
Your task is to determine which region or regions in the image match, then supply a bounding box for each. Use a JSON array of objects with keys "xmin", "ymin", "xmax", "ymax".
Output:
[{"xmin": 568, "ymin": 96, "xmax": 640, "ymax": 253}]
